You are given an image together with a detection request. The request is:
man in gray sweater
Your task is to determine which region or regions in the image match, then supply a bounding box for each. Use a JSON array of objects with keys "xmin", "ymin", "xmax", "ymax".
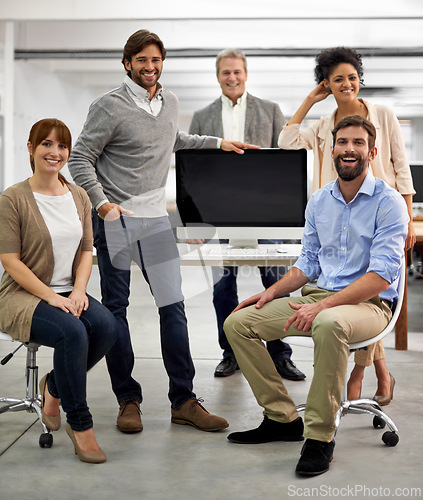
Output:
[{"xmin": 68, "ymin": 30, "xmax": 255, "ymax": 434}]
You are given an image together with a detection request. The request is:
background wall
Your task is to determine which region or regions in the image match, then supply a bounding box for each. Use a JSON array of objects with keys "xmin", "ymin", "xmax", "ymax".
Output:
[
  {"xmin": 13, "ymin": 61, "xmax": 97, "ymax": 181},
  {"xmin": 1, "ymin": 0, "xmax": 423, "ymax": 187}
]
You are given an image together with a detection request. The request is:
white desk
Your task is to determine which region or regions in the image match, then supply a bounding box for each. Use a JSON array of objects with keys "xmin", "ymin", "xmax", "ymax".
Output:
[
  {"xmin": 178, "ymin": 243, "xmax": 302, "ymax": 267},
  {"xmin": 178, "ymin": 242, "xmax": 409, "ymax": 352}
]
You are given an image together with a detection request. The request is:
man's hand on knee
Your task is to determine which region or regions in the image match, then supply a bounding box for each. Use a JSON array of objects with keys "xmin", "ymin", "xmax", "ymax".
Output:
[
  {"xmin": 232, "ymin": 288, "xmax": 276, "ymax": 313},
  {"xmin": 284, "ymin": 300, "xmax": 328, "ymax": 332}
]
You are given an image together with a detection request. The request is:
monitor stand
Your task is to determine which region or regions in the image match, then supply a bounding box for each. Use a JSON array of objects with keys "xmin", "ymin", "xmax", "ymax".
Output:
[{"xmin": 228, "ymin": 238, "xmax": 259, "ymax": 249}]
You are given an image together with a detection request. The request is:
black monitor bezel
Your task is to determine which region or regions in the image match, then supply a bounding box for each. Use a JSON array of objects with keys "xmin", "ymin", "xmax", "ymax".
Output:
[{"xmin": 175, "ymin": 148, "xmax": 308, "ymax": 228}]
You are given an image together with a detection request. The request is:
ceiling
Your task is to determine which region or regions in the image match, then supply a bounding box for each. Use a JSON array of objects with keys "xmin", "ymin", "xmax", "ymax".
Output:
[{"xmin": 4, "ymin": 1, "xmax": 423, "ymax": 120}]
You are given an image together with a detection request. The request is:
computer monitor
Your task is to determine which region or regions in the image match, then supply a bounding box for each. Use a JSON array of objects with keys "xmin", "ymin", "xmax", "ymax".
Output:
[
  {"xmin": 175, "ymin": 148, "xmax": 308, "ymax": 247},
  {"xmin": 411, "ymin": 162, "xmax": 423, "ymax": 207}
]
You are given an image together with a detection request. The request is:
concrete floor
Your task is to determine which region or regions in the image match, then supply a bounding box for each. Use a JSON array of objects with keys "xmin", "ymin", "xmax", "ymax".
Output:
[{"xmin": 1, "ymin": 265, "xmax": 422, "ymax": 500}]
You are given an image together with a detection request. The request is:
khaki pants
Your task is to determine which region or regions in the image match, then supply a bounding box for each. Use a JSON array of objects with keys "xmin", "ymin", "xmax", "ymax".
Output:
[
  {"xmin": 354, "ymin": 339, "xmax": 385, "ymax": 366},
  {"xmin": 224, "ymin": 286, "xmax": 392, "ymax": 442}
]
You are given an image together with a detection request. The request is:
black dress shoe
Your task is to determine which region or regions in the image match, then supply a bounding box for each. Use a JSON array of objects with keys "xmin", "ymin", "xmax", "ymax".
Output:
[
  {"xmin": 274, "ymin": 358, "xmax": 306, "ymax": 381},
  {"xmin": 295, "ymin": 439, "xmax": 335, "ymax": 476},
  {"xmin": 227, "ymin": 416, "xmax": 304, "ymax": 444},
  {"xmin": 214, "ymin": 357, "xmax": 239, "ymax": 377}
]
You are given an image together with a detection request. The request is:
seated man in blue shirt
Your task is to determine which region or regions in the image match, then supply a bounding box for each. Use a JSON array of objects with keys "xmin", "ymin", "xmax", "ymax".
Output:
[{"xmin": 223, "ymin": 115, "xmax": 408, "ymax": 477}]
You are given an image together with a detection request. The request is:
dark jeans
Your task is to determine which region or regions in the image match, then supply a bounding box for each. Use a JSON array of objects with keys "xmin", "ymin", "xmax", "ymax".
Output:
[
  {"xmin": 92, "ymin": 212, "xmax": 196, "ymax": 409},
  {"xmin": 213, "ymin": 259, "xmax": 292, "ymax": 360},
  {"xmin": 30, "ymin": 293, "xmax": 118, "ymax": 432}
]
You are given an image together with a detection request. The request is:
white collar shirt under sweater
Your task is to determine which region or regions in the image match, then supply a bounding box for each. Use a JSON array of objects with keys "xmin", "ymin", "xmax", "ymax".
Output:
[
  {"xmin": 124, "ymin": 75, "xmax": 164, "ymax": 117},
  {"xmin": 68, "ymin": 82, "xmax": 219, "ymax": 218}
]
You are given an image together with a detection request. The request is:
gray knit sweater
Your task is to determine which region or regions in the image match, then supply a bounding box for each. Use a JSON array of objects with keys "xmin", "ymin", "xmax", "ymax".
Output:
[{"xmin": 68, "ymin": 84, "xmax": 218, "ymax": 217}]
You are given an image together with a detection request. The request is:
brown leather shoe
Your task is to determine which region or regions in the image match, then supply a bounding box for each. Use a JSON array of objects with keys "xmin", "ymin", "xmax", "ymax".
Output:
[
  {"xmin": 117, "ymin": 400, "xmax": 143, "ymax": 433},
  {"xmin": 171, "ymin": 398, "xmax": 229, "ymax": 432}
]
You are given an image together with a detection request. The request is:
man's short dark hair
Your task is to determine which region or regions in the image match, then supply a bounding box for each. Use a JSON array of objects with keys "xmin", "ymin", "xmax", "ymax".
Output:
[
  {"xmin": 122, "ymin": 30, "xmax": 166, "ymax": 77},
  {"xmin": 332, "ymin": 115, "xmax": 376, "ymax": 150}
]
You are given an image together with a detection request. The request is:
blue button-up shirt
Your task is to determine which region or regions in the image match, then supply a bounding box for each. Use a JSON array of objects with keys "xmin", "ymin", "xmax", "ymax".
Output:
[{"xmin": 294, "ymin": 170, "xmax": 408, "ymax": 302}]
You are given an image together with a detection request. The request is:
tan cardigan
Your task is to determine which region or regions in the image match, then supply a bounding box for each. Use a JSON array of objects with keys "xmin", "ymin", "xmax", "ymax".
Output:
[
  {"xmin": 0, "ymin": 180, "xmax": 93, "ymax": 341},
  {"xmin": 278, "ymin": 99, "xmax": 415, "ymax": 195}
]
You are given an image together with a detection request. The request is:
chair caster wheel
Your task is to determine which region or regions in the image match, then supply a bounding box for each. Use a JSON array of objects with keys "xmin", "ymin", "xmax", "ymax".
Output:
[
  {"xmin": 382, "ymin": 431, "xmax": 399, "ymax": 447},
  {"xmin": 39, "ymin": 432, "xmax": 53, "ymax": 448},
  {"xmin": 373, "ymin": 415, "xmax": 386, "ymax": 429}
]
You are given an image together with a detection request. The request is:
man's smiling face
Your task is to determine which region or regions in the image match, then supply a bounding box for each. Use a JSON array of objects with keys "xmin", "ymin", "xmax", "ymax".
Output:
[
  {"xmin": 217, "ymin": 57, "xmax": 248, "ymax": 104},
  {"xmin": 124, "ymin": 43, "xmax": 163, "ymax": 95},
  {"xmin": 333, "ymin": 125, "xmax": 375, "ymax": 182}
]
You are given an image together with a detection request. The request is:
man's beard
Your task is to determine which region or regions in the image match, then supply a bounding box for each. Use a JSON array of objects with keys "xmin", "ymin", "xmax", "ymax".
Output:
[
  {"xmin": 334, "ymin": 154, "xmax": 368, "ymax": 181},
  {"xmin": 129, "ymin": 66, "xmax": 160, "ymax": 90}
]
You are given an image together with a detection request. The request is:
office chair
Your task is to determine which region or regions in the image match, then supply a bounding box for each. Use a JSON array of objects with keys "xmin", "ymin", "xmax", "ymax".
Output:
[
  {"xmin": 0, "ymin": 331, "xmax": 53, "ymax": 448},
  {"xmin": 295, "ymin": 260, "xmax": 406, "ymax": 448}
]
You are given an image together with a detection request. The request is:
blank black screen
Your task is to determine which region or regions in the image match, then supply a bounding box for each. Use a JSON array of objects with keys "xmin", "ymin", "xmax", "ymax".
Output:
[
  {"xmin": 176, "ymin": 149, "xmax": 307, "ymax": 227},
  {"xmin": 411, "ymin": 164, "xmax": 423, "ymax": 203}
]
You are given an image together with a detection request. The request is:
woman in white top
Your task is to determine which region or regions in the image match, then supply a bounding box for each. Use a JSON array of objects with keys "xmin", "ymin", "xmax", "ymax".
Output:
[
  {"xmin": 278, "ymin": 47, "xmax": 416, "ymax": 405},
  {"xmin": 0, "ymin": 119, "xmax": 117, "ymax": 463}
]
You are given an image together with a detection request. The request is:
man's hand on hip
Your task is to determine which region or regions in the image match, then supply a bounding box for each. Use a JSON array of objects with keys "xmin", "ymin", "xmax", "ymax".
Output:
[{"xmin": 98, "ymin": 202, "xmax": 134, "ymax": 221}]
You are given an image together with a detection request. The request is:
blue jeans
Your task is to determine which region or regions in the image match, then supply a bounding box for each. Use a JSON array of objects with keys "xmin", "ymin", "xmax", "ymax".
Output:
[
  {"xmin": 212, "ymin": 244, "xmax": 292, "ymax": 360},
  {"xmin": 92, "ymin": 212, "xmax": 196, "ymax": 409},
  {"xmin": 30, "ymin": 293, "xmax": 118, "ymax": 431}
]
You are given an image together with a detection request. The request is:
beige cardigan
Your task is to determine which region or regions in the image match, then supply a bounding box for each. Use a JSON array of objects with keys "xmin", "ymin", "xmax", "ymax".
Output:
[
  {"xmin": 0, "ymin": 180, "xmax": 93, "ymax": 341},
  {"xmin": 278, "ymin": 99, "xmax": 415, "ymax": 195}
]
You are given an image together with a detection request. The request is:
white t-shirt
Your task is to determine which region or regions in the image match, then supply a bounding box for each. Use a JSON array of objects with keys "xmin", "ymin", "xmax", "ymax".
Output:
[{"xmin": 33, "ymin": 190, "xmax": 82, "ymax": 293}]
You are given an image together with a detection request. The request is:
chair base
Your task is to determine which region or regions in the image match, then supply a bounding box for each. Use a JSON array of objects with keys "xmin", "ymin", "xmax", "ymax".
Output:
[
  {"xmin": 296, "ymin": 397, "xmax": 399, "ymax": 447},
  {"xmin": 0, "ymin": 342, "xmax": 53, "ymax": 448}
]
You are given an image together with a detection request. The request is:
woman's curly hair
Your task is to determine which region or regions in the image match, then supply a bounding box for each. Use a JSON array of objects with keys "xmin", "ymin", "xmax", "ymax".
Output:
[{"xmin": 314, "ymin": 47, "xmax": 364, "ymax": 85}]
